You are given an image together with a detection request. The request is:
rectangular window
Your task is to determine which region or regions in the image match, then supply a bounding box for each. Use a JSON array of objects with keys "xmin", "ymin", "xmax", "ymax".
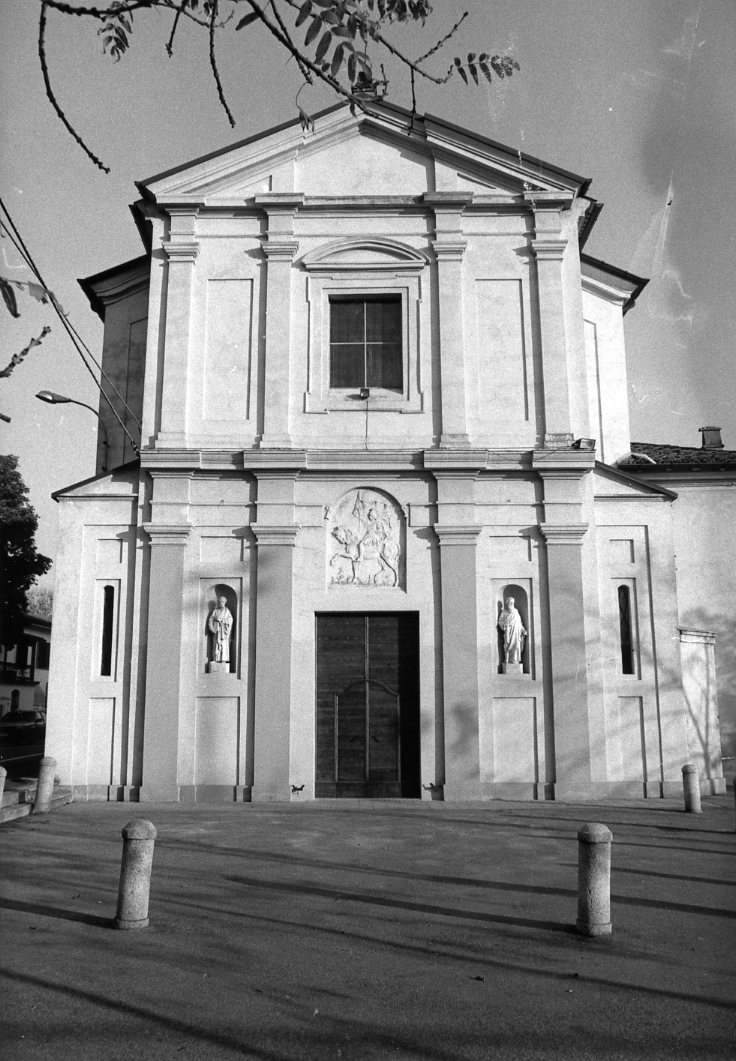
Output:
[{"xmin": 329, "ymin": 296, "xmax": 402, "ymax": 391}]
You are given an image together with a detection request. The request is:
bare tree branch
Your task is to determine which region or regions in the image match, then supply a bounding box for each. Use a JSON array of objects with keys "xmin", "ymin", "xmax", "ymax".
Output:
[
  {"xmin": 38, "ymin": 2, "xmax": 111, "ymax": 173},
  {"xmin": 208, "ymin": 0, "xmax": 236, "ymax": 125}
]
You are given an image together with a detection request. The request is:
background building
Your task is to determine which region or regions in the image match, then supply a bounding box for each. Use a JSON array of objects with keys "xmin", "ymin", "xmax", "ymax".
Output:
[{"xmin": 44, "ymin": 102, "xmax": 725, "ymax": 802}]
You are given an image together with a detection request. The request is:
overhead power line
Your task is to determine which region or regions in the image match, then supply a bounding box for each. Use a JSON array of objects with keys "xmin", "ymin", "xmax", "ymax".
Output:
[{"xmin": 0, "ymin": 196, "xmax": 142, "ymax": 454}]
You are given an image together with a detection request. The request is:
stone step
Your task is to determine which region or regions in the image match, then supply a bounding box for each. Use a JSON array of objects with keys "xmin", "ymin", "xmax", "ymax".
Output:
[{"xmin": 0, "ymin": 786, "xmax": 72, "ymax": 825}]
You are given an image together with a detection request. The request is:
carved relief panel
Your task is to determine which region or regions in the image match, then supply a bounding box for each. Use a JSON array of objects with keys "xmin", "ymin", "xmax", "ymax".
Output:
[{"xmin": 326, "ymin": 488, "xmax": 405, "ymax": 588}]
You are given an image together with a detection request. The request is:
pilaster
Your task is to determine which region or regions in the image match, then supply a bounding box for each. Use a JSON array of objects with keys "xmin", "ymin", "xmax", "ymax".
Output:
[
  {"xmin": 434, "ymin": 522, "xmax": 482, "ymax": 800},
  {"xmin": 251, "ymin": 465, "xmax": 301, "ymax": 800},
  {"xmin": 139, "ymin": 522, "xmax": 192, "ymax": 801},
  {"xmin": 529, "ymin": 200, "xmax": 573, "ymax": 448},
  {"xmin": 157, "ymin": 210, "xmax": 199, "ymax": 447},
  {"xmin": 538, "ymin": 520, "xmax": 595, "ymax": 796},
  {"xmin": 426, "ymin": 193, "xmax": 472, "ymax": 448},
  {"xmin": 256, "ymin": 195, "xmax": 303, "ymax": 449}
]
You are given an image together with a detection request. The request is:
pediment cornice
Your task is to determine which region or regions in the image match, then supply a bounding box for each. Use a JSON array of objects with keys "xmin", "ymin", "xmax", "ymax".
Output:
[{"xmin": 140, "ymin": 103, "xmax": 591, "ymax": 212}]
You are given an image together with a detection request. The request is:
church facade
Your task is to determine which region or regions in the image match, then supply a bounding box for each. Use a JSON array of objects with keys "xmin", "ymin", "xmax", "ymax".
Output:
[{"xmin": 45, "ymin": 102, "xmax": 725, "ymax": 802}]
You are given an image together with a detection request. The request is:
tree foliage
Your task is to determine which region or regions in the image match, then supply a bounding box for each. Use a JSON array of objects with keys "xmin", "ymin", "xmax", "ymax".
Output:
[
  {"xmin": 0, "ymin": 456, "xmax": 52, "ymax": 648},
  {"xmin": 37, "ymin": 1, "xmax": 519, "ymax": 171},
  {"xmin": 27, "ymin": 583, "xmax": 55, "ymax": 621}
]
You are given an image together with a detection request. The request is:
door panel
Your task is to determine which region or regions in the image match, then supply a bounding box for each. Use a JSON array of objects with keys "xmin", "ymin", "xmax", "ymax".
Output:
[{"xmin": 316, "ymin": 613, "xmax": 419, "ymax": 797}]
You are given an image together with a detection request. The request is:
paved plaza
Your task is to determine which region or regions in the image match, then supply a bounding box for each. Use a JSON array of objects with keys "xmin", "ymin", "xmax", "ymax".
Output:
[{"xmin": 1, "ymin": 796, "xmax": 734, "ymax": 1060}]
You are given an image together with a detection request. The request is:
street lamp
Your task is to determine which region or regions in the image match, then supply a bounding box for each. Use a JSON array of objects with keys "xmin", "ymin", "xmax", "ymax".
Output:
[{"xmin": 36, "ymin": 390, "xmax": 109, "ymax": 472}]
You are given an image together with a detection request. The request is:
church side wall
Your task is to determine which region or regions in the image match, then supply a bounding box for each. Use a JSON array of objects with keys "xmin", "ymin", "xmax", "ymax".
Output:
[{"xmin": 45, "ymin": 487, "xmax": 138, "ymax": 799}]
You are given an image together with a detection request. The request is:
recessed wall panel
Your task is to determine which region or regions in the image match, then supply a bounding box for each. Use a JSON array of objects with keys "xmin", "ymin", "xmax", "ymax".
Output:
[
  {"xmin": 195, "ymin": 697, "xmax": 239, "ymax": 785},
  {"xmin": 202, "ymin": 279, "xmax": 252, "ymax": 421},
  {"xmin": 607, "ymin": 696, "xmax": 645, "ymax": 782},
  {"xmin": 87, "ymin": 697, "xmax": 114, "ymax": 784},
  {"xmin": 476, "ymin": 279, "xmax": 528, "ymax": 421},
  {"xmin": 486, "ymin": 697, "xmax": 537, "ymax": 782}
]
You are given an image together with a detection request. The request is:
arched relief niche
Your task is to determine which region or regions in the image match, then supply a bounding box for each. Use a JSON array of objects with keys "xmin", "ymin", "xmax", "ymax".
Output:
[
  {"xmin": 326, "ymin": 488, "xmax": 405, "ymax": 588},
  {"xmin": 496, "ymin": 583, "xmax": 531, "ymax": 676},
  {"xmin": 204, "ymin": 582, "xmax": 238, "ymax": 674}
]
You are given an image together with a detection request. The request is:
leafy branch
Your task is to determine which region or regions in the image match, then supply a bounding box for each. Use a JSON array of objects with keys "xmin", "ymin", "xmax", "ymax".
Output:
[{"xmin": 35, "ymin": 1, "xmax": 520, "ymax": 169}]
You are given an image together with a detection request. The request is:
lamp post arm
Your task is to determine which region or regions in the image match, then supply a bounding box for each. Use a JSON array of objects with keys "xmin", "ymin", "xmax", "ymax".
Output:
[{"xmin": 67, "ymin": 398, "xmax": 110, "ymax": 473}]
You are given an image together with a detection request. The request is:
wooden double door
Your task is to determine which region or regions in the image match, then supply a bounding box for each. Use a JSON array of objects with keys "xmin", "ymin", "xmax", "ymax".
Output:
[{"xmin": 315, "ymin": 613, "xmax": 420, "ymax": 798}]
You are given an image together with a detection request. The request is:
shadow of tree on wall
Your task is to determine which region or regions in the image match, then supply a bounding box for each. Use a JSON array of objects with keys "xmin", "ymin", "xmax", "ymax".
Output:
[{"xmin": 678, "ymin": 605, "xmax": 734, "ymax": 787}]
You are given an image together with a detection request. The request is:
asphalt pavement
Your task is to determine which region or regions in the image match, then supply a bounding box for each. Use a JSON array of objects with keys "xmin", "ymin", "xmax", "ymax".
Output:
[{"xmin": 1, "ymin": 796, "xmax": 734, "ymax": 1060}]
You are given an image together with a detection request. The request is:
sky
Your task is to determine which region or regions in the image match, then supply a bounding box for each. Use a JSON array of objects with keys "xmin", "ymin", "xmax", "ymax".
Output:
[{"xmin": 1, "ymin": 0, "xmax": 734, "ymax": 581}]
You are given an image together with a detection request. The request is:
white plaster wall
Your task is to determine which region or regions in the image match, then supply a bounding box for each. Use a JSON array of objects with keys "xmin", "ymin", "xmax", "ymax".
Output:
[
  {"xmin": 581, "ymin": 290, "xmax": 631, "ymax": 465},
  {"xmin": 45, "ymin": 475, "xmax": 138, "ymax": 796},
  {"xmin": 593, "ymin": 478, "xmax": 690, "ymax": 793},
  {"xmin": 672, "ymin": 483, "xmax": 736, "ymax": 782}
]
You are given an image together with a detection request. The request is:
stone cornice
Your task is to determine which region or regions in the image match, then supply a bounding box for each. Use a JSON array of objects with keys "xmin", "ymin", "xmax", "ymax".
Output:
[
  {"xmin": 581, "ymin": 273, "xmax": 631, "ymax": 308},
  {"xmin": 423, "ymin": 449, "xmax": 489, "ymax": 473},
  {"xmin": 253, "ymin": 194, "xmax": 305, "ymax": 211},
  {"xmin": 423, "ymin": 192, "xmax": 474, "ymax": 208},
  {"xmin": 523, "ymin": 190, "xmax": 575, "ymax": 210},
  {"xmin": 243, "ymin": 450, "xmax": 308, "ymax": 470},
  {"xmin": 539, "ymin": 522, "xmax": 588, "ymax": 544},
  {"xmin": 679, "ymin": 628, "xmax": 717, "ymax": 645},
  {"xmin": 532, "ymin": 450, "xmax": 595, "ymax": 473},
  {"xmin": 142, "ymin": 522, "xmax": 192, "ymax": 545}
]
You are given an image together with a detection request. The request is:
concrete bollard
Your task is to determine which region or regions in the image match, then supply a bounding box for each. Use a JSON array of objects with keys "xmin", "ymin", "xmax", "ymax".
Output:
[
  {"xmin": 576, "ymin": 823, "xmax": 612, "ymax": 937},
  {"xmin": 114, "ymin": 819, "xmax": 157, "ymax": 930},
  {"xmin": 682, "ymin": 764, "xmax": 702, "ymax": 814},
  {"xmin": 0, "ymin": 765, "xmax": 6, "ymax": 804},
  {"xmin": 32, "ymin": 756, "xmax": 57, "ymax": 814}
]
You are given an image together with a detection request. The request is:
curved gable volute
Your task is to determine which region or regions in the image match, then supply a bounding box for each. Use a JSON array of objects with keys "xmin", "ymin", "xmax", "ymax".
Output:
[{"xmin": 301, "ymin": 238, "xmax": 428, "ymax": 272}]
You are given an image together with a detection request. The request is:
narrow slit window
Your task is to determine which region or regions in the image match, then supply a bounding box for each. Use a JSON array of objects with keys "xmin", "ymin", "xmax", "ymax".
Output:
[
  {"xmin": 618, "ymin": 585, "xmax": 634, "ymax": 675},
  {"xmin": 100, "ymin": 585, "xmax": 115, "ymax": 677}
]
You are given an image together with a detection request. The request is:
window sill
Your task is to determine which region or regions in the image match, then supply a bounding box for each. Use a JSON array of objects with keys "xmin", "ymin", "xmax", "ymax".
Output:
[{"xmin": 304, "ymin": 390, "xmax": 423, "ymax": 414}]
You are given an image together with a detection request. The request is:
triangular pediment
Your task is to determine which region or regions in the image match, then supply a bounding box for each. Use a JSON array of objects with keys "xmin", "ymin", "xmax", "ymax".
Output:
[
  {"xmin": 52, "ymin": 463, "xmax": 140, "ymax": 502},
  {"xmin": 593, "ymin": 462, "xmax": 677, "ymax": 501},
  {"xmin": 140, "ymin": 103, "xmax": 587, "ymax": 206}
]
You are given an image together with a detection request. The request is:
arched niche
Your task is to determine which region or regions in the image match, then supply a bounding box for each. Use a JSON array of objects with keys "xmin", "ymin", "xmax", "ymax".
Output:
[
  {"xmin": 496, "ymin": 584, "xmax": 531, "ymax": 676},
  {"xmin": 326, "ymin": 488, "xmax": 405, "ymax": 588},
  {"xmin": 204, "ymin": 583, "xmax": 237, "ymax": 674}
]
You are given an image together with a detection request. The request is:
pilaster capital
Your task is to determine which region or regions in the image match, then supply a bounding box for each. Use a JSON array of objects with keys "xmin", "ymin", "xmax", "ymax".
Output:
[
  {"xmin": 531, "ymin": 238, "xmax": 567, "ymax": 262},
  {"xmin": 431, "ymin": 238, "xmax": 468, "ymax": 262},
  {"xmin": 433, "ymin": 524, "xmax": 483, "ymax": 547},
  {"xmin": 252, "ymin": 525, "xmax": 300, "ymax": 547},
  {"xmin": 142, "ymin": 522, "xmax": 192, "ymax": 545},
  {"xmin": 261, "ymin": 238, "xmax": 299, "ymax": 261},
  {"xmin": 162, "ymin": 241, "xmax": 200, "ymax": 263},
  {"xmin": 539, "ymin": 522, "xmax": 588, "ymax": 545}
]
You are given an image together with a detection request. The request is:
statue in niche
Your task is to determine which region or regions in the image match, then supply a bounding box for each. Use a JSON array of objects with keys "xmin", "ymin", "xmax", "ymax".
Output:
[
  {"xmin": 208, "ymin": 594, "xmax": 233, "ymax": 669},
  {"xmin": 497, "ymin": 596, "xmax": 527, "ymax": 672},
  {"xmin": 329, "ymin": 489, "xmax": 401, "ymax": 587}
]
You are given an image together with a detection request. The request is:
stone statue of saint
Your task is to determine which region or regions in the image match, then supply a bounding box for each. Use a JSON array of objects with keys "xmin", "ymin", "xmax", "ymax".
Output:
[
  {"xmin": 208, "ymin": 595, "xmax": 233, "ymax": 664},
  {"xmin": 497, "ymin": 596, "xmax": 527, "ymax": 666}
]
